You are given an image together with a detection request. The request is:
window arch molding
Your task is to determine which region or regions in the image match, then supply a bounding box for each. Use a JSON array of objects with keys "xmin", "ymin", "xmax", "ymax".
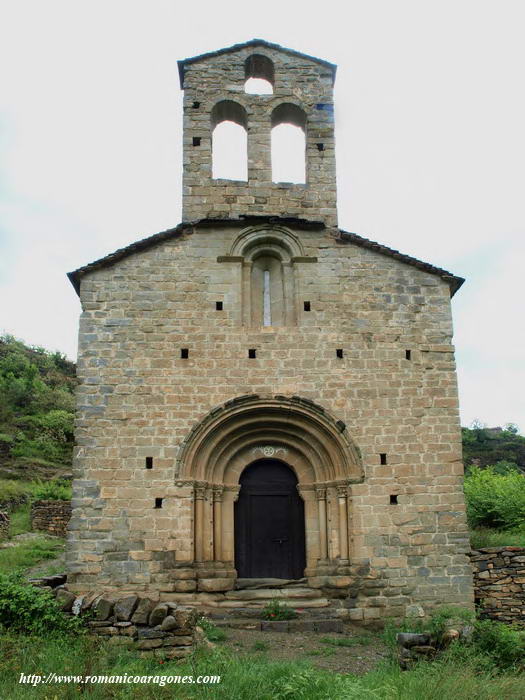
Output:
[
  {"xmin": 229, "ymin": 224, "xmax": 305, "ymax": 259},
  {"xmin": 226, "ymin": 225, "xmax": 308, "ymax": 327}
]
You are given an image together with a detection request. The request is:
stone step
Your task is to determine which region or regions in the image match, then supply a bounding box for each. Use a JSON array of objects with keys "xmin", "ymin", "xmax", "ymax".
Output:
[
  {"xmin": 235, "ymin": 578, "xmax": 307, "ymax": 590},
  {"xmin": 215, "ymin": 597, "xmax": 329, "ymax": 609},
  {"xmin": 224, "ymin": 587, "xmax": 321, "ymax": 601},
  {"xmin": 205, "ymin": 605, "xmax": 347, "ymax": 620},
  {"xmin": 212, "ymin": 618, "xmax": 345, "ymax": 633}
]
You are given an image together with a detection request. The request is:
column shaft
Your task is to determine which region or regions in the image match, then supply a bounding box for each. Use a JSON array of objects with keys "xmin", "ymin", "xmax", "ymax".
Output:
[
  {"xmin": 213, "ymin": 490, "xmax": 223, "ymax": 561},
  {"xmin": 338, "ymin": 491, "xmax": 349, "ymax": 560},
  {"xmin": 195, "ymin": 491, "xmax": 204, "ymax": 562},
  {"xmin": 317, "ymin": 489, "xmax": 328, "ymax": 560}
]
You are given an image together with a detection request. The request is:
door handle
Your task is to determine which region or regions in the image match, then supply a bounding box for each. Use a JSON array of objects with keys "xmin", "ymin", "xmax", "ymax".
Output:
[{"xmin": 272, "ymin": 538, "xmax": 288, "ymax": 545}]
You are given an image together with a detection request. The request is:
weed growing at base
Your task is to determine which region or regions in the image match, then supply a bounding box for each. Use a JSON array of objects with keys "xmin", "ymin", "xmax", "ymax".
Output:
[{"xmin": 260, "ymin": 600, "xmax": 298, "ymax": 620}]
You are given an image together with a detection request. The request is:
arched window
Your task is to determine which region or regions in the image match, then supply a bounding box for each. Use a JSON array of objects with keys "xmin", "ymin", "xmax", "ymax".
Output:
[
  {"xmin": 271, "ymin": 103, "xmax": 306, "ymax": 184},
  {"xmin": 244, "ymin": 54, "xmax": 274, "ymax": 94},
  {"xmin": 211, "ymin": 100, "xmax": 248, "ymax": 181},
  {"xmin": 225, "ymin": 225, "xmax": 309, "ymax": 327}
]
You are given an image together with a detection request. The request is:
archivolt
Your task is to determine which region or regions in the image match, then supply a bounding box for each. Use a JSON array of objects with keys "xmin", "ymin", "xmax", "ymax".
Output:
[
  {"xmin": 176, "ymin": 395, "xmax": 363, "ymax": 486},
  {"xmin": 229, "ymin": 224, "xmax": 305, "ymax": 260}
]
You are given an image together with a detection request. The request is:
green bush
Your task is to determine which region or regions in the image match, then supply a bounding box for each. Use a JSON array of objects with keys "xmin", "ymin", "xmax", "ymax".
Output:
[
  {"xmin": 12, "ymin": 411, "xmax": 74, "ymax": 464},
  {"xmin": 425, "ymin": 606, "xmax": 475, "ymax": 644},
  {"xmin": 464, "ymin": 465, "xmax": 525, "ymax": 529},
  {"xmin": 462, "ymin": 424, "xmax": 525, "ymax": 471},
  {"xmin": 0, "ymin": 572, "xmax": 81, "ymax": 635},
  {"xmin": 31, "ymin": 479, "xmax": 72, "ymax": 501},
  {"xmin": 0, "ymin": 335, "xmax": 76, "ymax": 468},
  {"xmin": 385, "ymin": 607, "xmax": 524, "ymax": 674},
  {"xmin": 260, "ymin": 600, "xmax": 298, "ymax": 621},
  {"xmin": 0, "ymin": 478, "xmax": 34, "ymax": 502},
  {"xmin": 470, "ymin": 526, "xmax": 525, "ymax": 548},
  {"xmin": 472, "ymin": 619, "xmax": 525, "ymax": 670}
]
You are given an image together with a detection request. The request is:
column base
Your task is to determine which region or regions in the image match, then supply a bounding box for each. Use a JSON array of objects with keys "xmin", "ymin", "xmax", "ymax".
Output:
[{"xmin": 193, "ymin": 561, "xmax": 237, "ymax": 592}]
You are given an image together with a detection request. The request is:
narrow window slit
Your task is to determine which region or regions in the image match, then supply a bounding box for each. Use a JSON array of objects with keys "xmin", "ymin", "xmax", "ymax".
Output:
[
  {"xmin": 154, "ymin": 498, "xmax": 163, "ymax": 509},
  {"xmin": 380, "ymin": 453, "xmax": 387, "ymax": 465},
  {"xmin": 248, "ymin": 348, "xmax": 256, "ymax": 359},
  {"xmin": 405, "ymin": 349, "xmax": 411, "ymax": 360},
  {"xmin": 145, "ymin": 457, "xmax": 153, "ymax": 470},
  {"xmin": 181, "ymin": 348, "xmax": 189, "ymax": 359},
  {"xmin": 192, "ymin": 137, "xmax": 201, "ymax": 146},
  {"xmin": 316, "ymin": 143, "xmax": 325, "ymax": 151},
  {"xmin": 263, "ymin": 269, "xmax": 271, "ymax": 326},
  {"xmin": 390, "ymin": 494, "xmax": 398, "ymax": 505},
  {"xmin": 304, "ymin": 301, "xmax": 311, "ymax": 311},
  {"xmin": 192, "ymin": 101, "xmax": 200, "ymax": 109},
  {"xmin": 216, "ymin": 301, "xmax": 223, "ymax": 310},
  {"xmin": 336, "ymin": 348, "xmax": 343, "ymax": 358}
]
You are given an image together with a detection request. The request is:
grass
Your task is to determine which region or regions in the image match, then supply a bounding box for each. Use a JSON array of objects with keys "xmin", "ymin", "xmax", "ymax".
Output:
[
  {"xmin": 8, "ymin": 503, "xmax": 31, "ymax": 537},
  {"xmin": 0, "ymin": 478, "xmax": 72, "ymax": 507},
  {"xmin": 305, "ymin": 647, "xmax": 337, "ymax": 657},
  {"xmin": 320, "ymin": 634, "xmax": 374, "ymax": 647},
  {"xmin": 0, "ymin": 535, "xmax": 64, "ymax": 572},
  {"xmin": 0, "ymin": 479, "xmax": 34, "ymax": 502},
  {"xmin": 252, "ymin": 640, "xmax": 270, "ymax": 652},
  {"xmin": 0, "ymin": 632, "xmax": 523, "ymax": 700},
  {"xmin": 197, "ymin": 617, "xmax": 228, "ymax": 643},
  {"xmin": 470, "ymin": 527, "xmax": 525, "ymax": 548}
]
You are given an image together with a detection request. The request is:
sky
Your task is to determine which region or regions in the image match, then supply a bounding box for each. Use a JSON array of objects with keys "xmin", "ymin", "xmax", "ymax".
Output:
[{"xmin": 0, "ymin": 0, "xmax": 523, "ymax": 431}]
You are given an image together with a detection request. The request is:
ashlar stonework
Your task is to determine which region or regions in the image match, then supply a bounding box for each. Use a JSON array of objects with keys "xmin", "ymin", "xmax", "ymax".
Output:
[{"xmin": 66, "ymin": 39, "xmax": 474, "ymax": 623}]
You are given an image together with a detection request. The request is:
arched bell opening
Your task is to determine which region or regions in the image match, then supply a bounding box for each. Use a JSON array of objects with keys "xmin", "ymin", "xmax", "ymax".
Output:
[{"xmin": 234, "ymin": 459, "xmax": 306, "ymax": 579}]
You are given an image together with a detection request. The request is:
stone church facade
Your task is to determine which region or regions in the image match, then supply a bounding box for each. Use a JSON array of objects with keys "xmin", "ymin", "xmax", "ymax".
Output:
[{"xmin": 66, "ymin": 40, "xmax": 474, "ymax": 622}]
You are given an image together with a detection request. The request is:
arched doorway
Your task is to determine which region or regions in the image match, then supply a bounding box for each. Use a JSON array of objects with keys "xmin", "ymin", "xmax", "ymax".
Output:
[
  {"xmin": 234, "ymin": 460, "xmax": 306, "ymax": 579},
  {"xmin": 177, "ymin": 395, "xmax": 364, "ymax": 576}
]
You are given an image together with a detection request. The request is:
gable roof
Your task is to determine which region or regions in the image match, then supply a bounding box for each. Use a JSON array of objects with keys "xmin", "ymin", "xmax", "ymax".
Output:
[
  {"xmin": 337, "ymin": 230, "xmax": 464, "ymax": 295},
  {"xmin": 177, "ymin": 39, "xmax": 337, "ymax": 88},
  {"xmin": 67, "ymin": 216, "xmax": 464, "ymax": 297}
]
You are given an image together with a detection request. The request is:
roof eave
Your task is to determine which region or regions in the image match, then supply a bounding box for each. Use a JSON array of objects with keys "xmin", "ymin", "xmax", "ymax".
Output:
[
  {"xmin": 337, "ymin": 230, "xmax": 465, "ymax": 297},
  {"xmin": 67, "ymin": 219, "xmax": 464, "ymax": 299}
]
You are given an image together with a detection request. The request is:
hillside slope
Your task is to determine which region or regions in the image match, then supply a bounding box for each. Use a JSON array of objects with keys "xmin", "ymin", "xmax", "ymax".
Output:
[{"xmin": 0, "ymin": 335, "xmax": 76, "ymax": 480}]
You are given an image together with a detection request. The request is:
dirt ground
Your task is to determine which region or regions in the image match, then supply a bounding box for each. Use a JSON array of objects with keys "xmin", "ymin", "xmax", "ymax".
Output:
[{"xmin": 220, "ymin": 624, "xmax": 389, "ymax": 674}]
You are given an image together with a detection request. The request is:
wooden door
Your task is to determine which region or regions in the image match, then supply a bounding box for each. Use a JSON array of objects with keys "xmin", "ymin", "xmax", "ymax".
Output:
[{"xmin": 234, "ymin": 459, "xmax": 306, "ymax": 579}]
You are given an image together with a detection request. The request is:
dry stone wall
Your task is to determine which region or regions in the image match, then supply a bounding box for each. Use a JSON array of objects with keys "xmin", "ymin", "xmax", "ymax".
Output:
[
  {"xmin": 31, "ymin": 500, "xmax": 71, "ymax": 537},
  {"xmin": 470, "ymin": 547, "xmax": 525, "ymax": 625},
  {"xmin": 31, "ymin": 575, "xmax": 198, "ymax": 659}
]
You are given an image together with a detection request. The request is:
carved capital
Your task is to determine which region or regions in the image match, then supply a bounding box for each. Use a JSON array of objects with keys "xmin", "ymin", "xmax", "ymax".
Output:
[
  {"xmin": 212, "ymin": 487, "xmax": 224, "ymax": 502},
  {"xmin": 336, "ymin": 485, "xmax": 347, "ymax": 499},
  {"xmin": 194, "ymin": 483, "xmax": 207, "ymax": 500},
  {"xmin": 315, "ymin": 487, "xmax": 327, "ymax": 501},
  {"xmin": 223, "ymin": 485, "xmax": 241, "ymax": 502}
]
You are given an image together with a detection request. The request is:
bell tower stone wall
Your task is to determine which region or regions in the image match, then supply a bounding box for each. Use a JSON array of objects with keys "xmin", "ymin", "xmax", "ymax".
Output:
[{"xmin": 179, "ymin": 41, "xmax": 338, "ymax": 226}]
